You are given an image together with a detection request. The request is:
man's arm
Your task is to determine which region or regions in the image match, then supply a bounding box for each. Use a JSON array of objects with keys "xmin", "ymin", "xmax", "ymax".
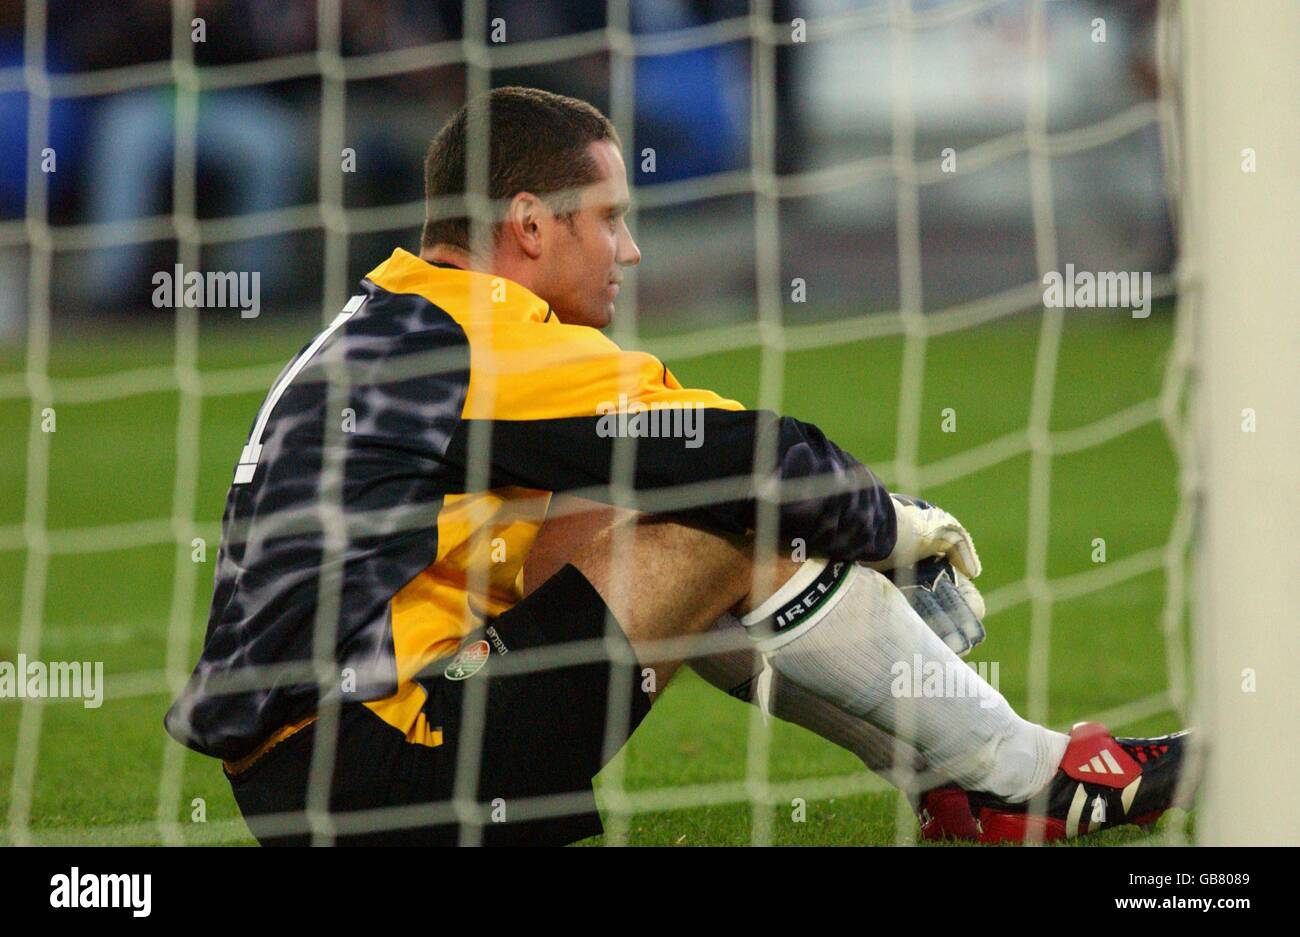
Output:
[
  {"xmin": 442, "ymin": 318, "xmax": 896, "ymax": 563},
  {"xmin": 444, "ymin": 407, "xmax": 897, "ymax": 564}
]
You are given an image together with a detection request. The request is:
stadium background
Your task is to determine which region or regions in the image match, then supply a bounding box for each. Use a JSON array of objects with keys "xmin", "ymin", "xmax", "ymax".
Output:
[{"xmin": 0, "ymin": 0, "xmax": 1190, "ymax": 845}]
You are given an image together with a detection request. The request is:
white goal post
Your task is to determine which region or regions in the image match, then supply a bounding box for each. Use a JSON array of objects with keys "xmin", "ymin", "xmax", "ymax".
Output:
[{"xmin": 1184, "ymin": 0, "xmax": 1300, "ymax": 845}]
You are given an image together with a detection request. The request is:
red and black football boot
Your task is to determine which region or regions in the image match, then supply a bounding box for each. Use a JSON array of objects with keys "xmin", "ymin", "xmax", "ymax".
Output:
[
  {"xmin": 971, "ymin": 722, "xmax": 1194, "ymax": 843},
  {"xmin": 917, "ymin": 722, "xmax": 1195, "ymax": 844}
]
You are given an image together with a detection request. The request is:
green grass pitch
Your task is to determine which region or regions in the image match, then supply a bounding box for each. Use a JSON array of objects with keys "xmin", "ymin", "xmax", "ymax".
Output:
[{"xmin": 0, "ymin": 302, "xmax": 1190, "ymax": 845}]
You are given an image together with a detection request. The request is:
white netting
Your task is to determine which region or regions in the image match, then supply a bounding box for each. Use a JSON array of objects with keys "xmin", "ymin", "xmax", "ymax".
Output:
[{"xmin": 1, "ymin": 0, "xmax": 1195, "ymax": 846}]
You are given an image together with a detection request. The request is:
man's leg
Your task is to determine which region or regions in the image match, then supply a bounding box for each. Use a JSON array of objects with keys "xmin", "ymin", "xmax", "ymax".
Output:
[
  {"xmin": 689, "ymin": 618, "xmax": 935, "ymax": 796},
  {"xmin": 565, "ymin": 515, "xmax": 788, "ymax": 691},
  {"xmin": 535, "ymin": 501, "xmax": 1068, "ymax": 806},
  {"xmin": 753, "ymin": 561, "xmax": 1067, "ymax": 803},
  {"xmin": 528, "ymin": 498, "xmax": 937, "ymax": 796},
  {"xmin": 527, "ymin": 498, "xmax": 937, "ymax": 794}
]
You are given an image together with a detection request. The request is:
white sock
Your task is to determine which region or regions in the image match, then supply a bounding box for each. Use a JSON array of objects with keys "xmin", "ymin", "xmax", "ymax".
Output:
[
  {"xmin": 690, "ymin": 615, "xmax": 931, "ymax": 796},
  {"xmin": 744, "ymin": 561, "xmax": 1068, "ymax": 803}
]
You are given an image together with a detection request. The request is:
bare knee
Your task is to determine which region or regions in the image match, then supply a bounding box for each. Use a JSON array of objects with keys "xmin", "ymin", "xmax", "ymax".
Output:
[
  {"xmin": 571, "ymin": 516, "xmax": 752, "ymax": 643},
  {"xmin": 524, "ymin": 496, "xmax": 816, "ymax": 657}
]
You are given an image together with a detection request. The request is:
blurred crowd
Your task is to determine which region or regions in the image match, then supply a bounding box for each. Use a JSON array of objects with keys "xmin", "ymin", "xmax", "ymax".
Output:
[
  {"xmin": 0, "ymin": 0, "xmax": 1167, "ymax": 332},
  {"xmin": 1, "ymin": 0, "xmax": 758, "ymax": 318}
]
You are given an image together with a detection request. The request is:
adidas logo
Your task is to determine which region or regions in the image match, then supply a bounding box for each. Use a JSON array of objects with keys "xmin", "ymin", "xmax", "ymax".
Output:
[{"xmin": 1076, "ymin": 748, "xmax": 1125, "ymax": 775}]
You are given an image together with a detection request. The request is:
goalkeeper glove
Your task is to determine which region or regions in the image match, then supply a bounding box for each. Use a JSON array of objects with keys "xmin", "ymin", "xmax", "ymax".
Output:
[
  {"xmin": 869, "ymin": 493, "xmax": 981, "ymax": 579},
  {"xmin": 885, "ymin": 555, "xmax": 987, "ymax": 657}
]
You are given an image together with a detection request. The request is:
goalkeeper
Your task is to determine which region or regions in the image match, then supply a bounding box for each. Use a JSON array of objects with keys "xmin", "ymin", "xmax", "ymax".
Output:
[{"xmin": 165, "ymin": 87, "xmax": 1193, "ymax": 845}]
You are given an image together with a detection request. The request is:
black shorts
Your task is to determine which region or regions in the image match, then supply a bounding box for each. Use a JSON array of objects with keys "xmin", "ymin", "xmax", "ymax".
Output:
[{"xmin": 227, "ymin": 564, "xmax": 652, "ymax": 846}]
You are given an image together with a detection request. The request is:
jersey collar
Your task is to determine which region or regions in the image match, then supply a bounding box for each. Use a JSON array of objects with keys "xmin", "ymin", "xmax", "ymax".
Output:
[{"xmin": 363, "ymin": 247, "xmax": 553, "ymax": 324}]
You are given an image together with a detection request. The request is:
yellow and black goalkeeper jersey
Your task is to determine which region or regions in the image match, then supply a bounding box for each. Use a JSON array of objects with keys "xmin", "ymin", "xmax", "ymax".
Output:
[{"xmin": 164, "ymin": 248, "xmax": 897, "ymax": 762}]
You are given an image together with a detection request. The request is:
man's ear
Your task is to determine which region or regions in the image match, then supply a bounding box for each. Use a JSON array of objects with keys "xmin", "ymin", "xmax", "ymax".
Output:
[{"xmin": 503, "ymin": 192, "xmax": 544, "ymax": 260}]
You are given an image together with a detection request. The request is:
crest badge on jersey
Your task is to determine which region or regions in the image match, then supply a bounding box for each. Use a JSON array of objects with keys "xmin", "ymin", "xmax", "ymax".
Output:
[{"xmin": 444, "ymin": 640, "xmax": 491, "ymax": 681}]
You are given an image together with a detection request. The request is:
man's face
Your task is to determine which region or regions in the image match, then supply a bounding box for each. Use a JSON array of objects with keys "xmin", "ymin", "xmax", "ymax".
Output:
[{"xmin": 535, "ymin": 140, "xmax": 640, "ymax": 329}]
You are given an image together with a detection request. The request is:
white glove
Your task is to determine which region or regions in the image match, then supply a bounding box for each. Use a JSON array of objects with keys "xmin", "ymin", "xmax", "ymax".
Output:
[
  {"xmin": 868, "ymin": 494, "xmax": 982, "ymax": 579},
  {"xmin": 952, "ymin": 568, "xmax": 986, "ymax": 619},
  {"xmin": 884, "ymin": 555, "xmax": 986, "ymax": 657}
]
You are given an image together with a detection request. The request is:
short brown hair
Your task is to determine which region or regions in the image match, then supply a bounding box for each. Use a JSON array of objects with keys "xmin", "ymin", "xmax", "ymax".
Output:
[{"xmin": 421, "ymin": 86, "xmax": 621, "ymax": 252}]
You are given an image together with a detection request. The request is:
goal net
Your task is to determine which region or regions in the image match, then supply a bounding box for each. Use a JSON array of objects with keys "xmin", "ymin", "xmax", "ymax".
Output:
[{"xmin": 2, "ymin": 0, "xmax": 1254, "ymax": 846}]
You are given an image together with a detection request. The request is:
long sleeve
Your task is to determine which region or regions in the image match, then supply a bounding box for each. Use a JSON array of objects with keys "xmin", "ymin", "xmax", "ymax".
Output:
[{"xmin": 442, "ymin": 318, "xmax": 896, "ymax": 562}]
